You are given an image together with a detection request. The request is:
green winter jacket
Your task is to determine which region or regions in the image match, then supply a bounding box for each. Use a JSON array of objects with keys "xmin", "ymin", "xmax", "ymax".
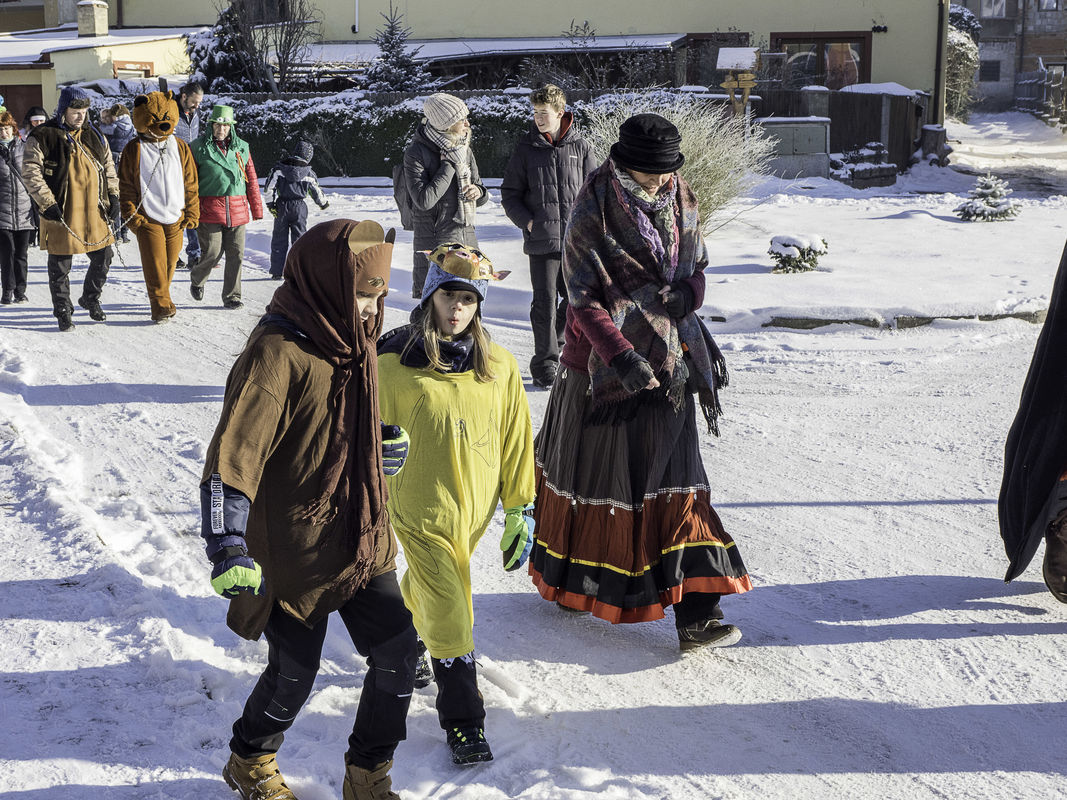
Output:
[{"xmin": 191, "ymin": 130, "xmax": 251, "ymax": 197}]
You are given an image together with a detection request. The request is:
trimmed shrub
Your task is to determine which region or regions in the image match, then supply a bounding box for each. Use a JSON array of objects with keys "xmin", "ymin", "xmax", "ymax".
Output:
[{"xmin": 769, "ymin": 234, "xmax": 828, "ymax": 273}]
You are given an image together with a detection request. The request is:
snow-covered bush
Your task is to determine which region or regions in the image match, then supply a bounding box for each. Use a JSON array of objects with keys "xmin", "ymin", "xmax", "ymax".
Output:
[
  {"xmin": 949, "ymin": 4, "xmax": 982, "ymax": 42},
  {"xmin": 186, "ymin": 7, "xmax": 264, "ymax": 93},
  {"xmin": 945, "ymin": 27, "xmax": 979, "ymax": 121},
  {"xmin": 580, "ymin": 90, "xmax": 775, "ymax": 233},
  {"xmin": 769, "ymin": 234, "xmax": 828, "ymax": 273},
  {"xmin": 954, "ymin": 174, "xmax": 1021, "ymax": 221}
]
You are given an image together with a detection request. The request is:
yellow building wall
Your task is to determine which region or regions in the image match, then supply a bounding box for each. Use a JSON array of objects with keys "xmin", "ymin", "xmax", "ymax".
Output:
[
  {"xmin": 0, "ymin": 8, "xmax": 46, "ymax": 32},
  {"xmin": 332, "ymin": 0, "xmax": 946, "ymax": 93},
  {"xmin": 117, "ymin": 0, "xmax": 217, "ymax": 28},
  {"xmin": 44, "ymin": 37, "xmax": 192, "ymax": 109}
]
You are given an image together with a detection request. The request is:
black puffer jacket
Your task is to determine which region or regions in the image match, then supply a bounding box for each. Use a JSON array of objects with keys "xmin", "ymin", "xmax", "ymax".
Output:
[
  {"xmin": 500, "ymin": 114, "xmax": 597, "ymax": 255},
  {"xmin": 0, "ymin": 138, "xmax": 35, "ymax": 231},
  {"xmin": 402, "ymin": 123, "xmax": 487, "ymax": 249}
]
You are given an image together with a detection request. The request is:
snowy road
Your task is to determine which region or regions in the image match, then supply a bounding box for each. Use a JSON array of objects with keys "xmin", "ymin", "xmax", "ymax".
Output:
[{"xmin": 2, "ymin": 110, "xmax": 1066, "ymax": 798}]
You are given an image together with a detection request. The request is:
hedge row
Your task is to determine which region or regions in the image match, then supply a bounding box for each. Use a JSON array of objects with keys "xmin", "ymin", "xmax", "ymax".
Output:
[
  {"xmin": 211, "ymin": 92, "xmax": 536, "ymax": 178},
  {"xmin": 89, "ymin": 89, "xmax": 724, "ymax": 178}
]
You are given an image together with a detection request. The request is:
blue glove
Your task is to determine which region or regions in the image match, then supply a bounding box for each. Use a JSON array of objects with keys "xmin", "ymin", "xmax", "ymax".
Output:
[
  {"xmin": 501, "ymin": 504, "xmax": 535, "ymax": 571},
  {"xmin": 382, "ymin": 423, "xmax": 410, "ymax": 476}
]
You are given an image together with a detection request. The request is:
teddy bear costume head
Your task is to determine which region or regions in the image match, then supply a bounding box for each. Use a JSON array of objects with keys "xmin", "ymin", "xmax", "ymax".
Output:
[{"xmin": 132, "ymin": 90, "xmax": 179, "ymax": 141}]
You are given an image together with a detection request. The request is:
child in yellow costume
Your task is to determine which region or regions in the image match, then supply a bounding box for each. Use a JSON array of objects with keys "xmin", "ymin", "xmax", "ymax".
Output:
[
  {"xmin": 377, "ymin": 243, "xmax": 535, "ymax": 766},
  {"xmin": 118, "ymin": 90, "xmax": 199, "ymax": 322}
]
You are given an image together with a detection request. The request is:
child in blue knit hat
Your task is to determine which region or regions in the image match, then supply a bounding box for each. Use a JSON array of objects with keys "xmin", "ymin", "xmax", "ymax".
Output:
[
  {"xmin": 264, "ymin": 138, "xmax": 329, "ymax": 279},
  {"xmin": 375, "ymin": 243, "xmax": 533, "ymax": 767}
]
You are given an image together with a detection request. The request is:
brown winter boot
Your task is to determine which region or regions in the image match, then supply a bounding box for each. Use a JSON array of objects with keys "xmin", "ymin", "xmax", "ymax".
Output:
[
  {"xmin": 343, "ymin": 759, "xmax": 401, "ymax": 800},
  {"xmin": 222, "ymin": 752, "xmax": 299, "ymax": 800},
  {"xmin": 1043, "ymin": 513, "xmax": 1067, "ymax": 603}
]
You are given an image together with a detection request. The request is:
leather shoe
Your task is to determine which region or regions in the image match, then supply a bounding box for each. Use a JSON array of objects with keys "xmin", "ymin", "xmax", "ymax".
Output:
[{"xmin": 190, "ymin": 284, "xmax": 204, "ymax": 301}]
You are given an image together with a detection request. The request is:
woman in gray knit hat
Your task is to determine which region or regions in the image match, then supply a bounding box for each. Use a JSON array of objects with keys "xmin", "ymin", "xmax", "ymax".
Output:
[{"xmin": 400, "ymin": 93, "xmax": 488, "ymax": 297}]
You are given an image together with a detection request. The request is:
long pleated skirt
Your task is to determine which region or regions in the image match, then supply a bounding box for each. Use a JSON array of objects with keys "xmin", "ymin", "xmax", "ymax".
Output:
[{"xmin": 529, "ymin": 366, "xmax": 752, "ymax": 623}]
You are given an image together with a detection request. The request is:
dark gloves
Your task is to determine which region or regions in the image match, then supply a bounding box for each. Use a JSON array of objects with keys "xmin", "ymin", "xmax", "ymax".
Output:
[
  {"xmin": 267, "ymin": 201, "xmax": 277, "ymax": 217},
  {"xmin": 210, "ymin": 547, "xmax": 263, "ymax": 598},
  {"xmin": 611, "ymin": 349, "xmax": 657, "ymax": 393},
  {"xmin": 501, "ymin": 504, "xmax": 535, "ymax": 571},
  {"xmin": 41, "ymin": 204, "xmax": 62, "ymax": 222},
  {"xmin": 108, "ymin": 194, "xmax": 121, "ymax": 222},
  {"xmin": 382, "ymin": 424, "xmax": 410, "ymax": 476},
  {"xmin": 660, "ymin": 280, "xmax": 695, "ymax": 319},
  {"xmin": 200, "ymin": 475, "xmax": 263, "ymax": 598}
]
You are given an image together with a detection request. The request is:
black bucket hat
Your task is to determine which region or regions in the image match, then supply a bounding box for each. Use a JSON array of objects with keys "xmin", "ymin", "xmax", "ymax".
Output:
[{"xmin": 609, "ymin": 113, "xmax": 685, "ymax": 175}]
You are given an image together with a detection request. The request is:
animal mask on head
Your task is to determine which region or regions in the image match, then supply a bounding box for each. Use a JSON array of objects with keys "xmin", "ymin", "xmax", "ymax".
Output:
[{"xmin": 132, "ymin": 91, "xmax": 179, "ymax": 141}]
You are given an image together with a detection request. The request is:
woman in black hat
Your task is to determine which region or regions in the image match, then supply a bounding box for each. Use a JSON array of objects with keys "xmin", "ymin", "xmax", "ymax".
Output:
[{"xmin": 528, "ymin": 113, "xmax": 752, "ymax": 651}]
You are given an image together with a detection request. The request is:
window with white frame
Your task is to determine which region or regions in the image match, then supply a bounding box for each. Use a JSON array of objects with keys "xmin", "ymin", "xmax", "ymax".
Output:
[
  {"xmin": 1039, "ymin": 0, "xmax": 1060, "ymax": 10},
  {"xmin": 981, "ymin": 0, "xmax": 1007, "ymax": 17}
]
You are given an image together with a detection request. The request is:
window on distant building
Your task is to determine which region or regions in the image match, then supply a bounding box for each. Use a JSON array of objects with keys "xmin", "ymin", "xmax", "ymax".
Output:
[
  {"xmin": 1039, "ymin": 0, "xmax": 1060, "ymax": 10},
  {"xmin": 771, "ymin": 32, "xmax": 872, "ymax": 89},
  {"xmin": 979, "ymin": 60, "xmax": 1002, "ymax": 82},
  {"xmin": 981, "ymin": 0, "xmax": 1007, "ymax": 17}
]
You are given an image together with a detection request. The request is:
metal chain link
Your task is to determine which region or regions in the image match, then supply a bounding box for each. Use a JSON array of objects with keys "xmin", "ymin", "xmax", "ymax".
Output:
[{"xmin": 11, "ymin": 131, "xmax": 172, "ymax": 269}]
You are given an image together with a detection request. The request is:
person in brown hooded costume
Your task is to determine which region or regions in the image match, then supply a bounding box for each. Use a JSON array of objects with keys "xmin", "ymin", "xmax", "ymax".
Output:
[{"xmin": 199, "ymin": 218, "xmax": 416, "ymax": 800}]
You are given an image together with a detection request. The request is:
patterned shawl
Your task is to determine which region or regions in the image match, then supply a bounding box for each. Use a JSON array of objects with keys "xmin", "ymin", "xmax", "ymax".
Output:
[
  {"xmin": 563, "ymin": 158, "xmax": 728, "ymax": 433},
  {"xmin": 422, "ymin": 121, "xmax": 476, "ymax": 226}
]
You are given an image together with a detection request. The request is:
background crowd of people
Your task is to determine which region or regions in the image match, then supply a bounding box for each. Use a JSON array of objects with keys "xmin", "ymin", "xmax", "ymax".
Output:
[{"xmin": 2, "ymin": 83, "xmax": 751, "ymax": 800}]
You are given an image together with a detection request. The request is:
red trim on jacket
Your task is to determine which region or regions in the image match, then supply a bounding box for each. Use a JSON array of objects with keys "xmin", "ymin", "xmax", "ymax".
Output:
[{"xmin": 198, "ymin": 154, "xmax": 264, "ymax": 226}]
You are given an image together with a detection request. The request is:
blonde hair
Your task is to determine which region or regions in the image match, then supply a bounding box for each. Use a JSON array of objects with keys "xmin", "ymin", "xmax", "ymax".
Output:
[
  {"xmin": 403, "ymin": 303, "xmax": 498, "ymax": 382},
  {"xmin": 530, "ymin": 84, "xmax": 567, "ymax": 112}
]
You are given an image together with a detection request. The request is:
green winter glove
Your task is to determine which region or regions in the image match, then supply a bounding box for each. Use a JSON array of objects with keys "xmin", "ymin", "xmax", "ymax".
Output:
[
  {"xmin": 501, "ymin": 503, "xmax": 535, "ymax": 571},
  {"xmin": 381, "ymin": 423, "xmax": 410, "ymax": 476},
  {"xmin": 210, "ymin": 556, "xmax": 264, "ymax": 598}
]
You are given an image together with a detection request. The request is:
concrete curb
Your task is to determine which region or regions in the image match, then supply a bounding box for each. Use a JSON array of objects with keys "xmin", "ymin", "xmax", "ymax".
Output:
[{"xmin": 748, "ymin": 309, "xmax": 1047, "ymax": 330}]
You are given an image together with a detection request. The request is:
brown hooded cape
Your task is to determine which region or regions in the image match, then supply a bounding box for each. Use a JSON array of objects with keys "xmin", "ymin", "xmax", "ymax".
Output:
[{"xmin": 204, "ymin": 219, "xmax": 394, "ymax": 639}]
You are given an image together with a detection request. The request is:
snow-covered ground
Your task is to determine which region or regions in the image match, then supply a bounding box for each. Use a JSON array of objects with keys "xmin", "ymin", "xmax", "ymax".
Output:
[{"xmin": 2, "ymin": 112, "xmax": 1066, "ymax": 799}]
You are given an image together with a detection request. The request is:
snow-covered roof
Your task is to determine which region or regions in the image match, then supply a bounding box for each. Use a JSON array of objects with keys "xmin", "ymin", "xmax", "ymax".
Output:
[
  {"xmin": 839, "ymin": 82, "xmax": 928, "ymax": 98},
  {"xmin": 300, "ymin": 33, "xmax": 687, "ymax": 65},
  {"xmin": 0, "ymin": 25, "xmax": 197, "ymax": 67}
]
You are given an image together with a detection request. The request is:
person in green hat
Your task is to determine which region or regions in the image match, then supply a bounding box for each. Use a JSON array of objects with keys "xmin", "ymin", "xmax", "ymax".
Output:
[{"xmin": 189, "ymin": 104, "xmax": 264, "ymax": 309}]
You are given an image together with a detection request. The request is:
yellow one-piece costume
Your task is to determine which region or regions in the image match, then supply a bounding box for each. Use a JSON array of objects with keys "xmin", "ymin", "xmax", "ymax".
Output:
[{"xmin": 378, "ymin": 340, "xmax": 535, "ymax": 659}]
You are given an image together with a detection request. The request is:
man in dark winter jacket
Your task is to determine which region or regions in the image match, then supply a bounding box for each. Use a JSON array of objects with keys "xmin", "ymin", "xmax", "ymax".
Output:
[
  {"xmin": 500, "ymin": 84, "xmax": 596, "ymax": 387},
  {"xmin": 264, "ymin": 138, "xmax": 329, "ymax": 279},
  {"xmin": 22, "ymin": 86, "xmax": 118, "ymax": 331},
  {"xmin": 402, "ymin": 93, "xmax": 488, "ymax": 298},
  {"xmin": 174, "ymin": 81, "xmax": 204, "ymax": 269}
]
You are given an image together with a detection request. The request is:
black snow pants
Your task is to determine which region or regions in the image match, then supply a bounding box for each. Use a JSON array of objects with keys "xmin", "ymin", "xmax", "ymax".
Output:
[
  {"xmin": 229, "ymin": 570, "xmax": 418, "ymax": 769},
  {"xmin": 269, "ymin": 199, "xmax": 308, "ymax": 278},
  {"xmin": 47, "ymin": 247, "xmax": 111, "ymax": 317},
  {"xmin": 430, "ymin": 652, "xmax": 485, "ymax": 731}
]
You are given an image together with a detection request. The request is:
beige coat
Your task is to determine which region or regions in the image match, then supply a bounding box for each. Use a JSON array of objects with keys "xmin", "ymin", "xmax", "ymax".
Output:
[{"xmin": 22, "ymin": 126, "xmax": 118, "ymax": 255}]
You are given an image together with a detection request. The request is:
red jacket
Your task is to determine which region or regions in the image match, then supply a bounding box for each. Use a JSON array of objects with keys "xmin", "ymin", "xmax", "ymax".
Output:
[{"xmin": 199, "ymin": 155, "xmax": 264, "ymax": 227}]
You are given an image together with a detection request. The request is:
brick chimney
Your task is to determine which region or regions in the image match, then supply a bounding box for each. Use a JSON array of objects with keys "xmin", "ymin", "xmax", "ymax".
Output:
[{"xmin": 77, "ymin": 0, "xmax": 109, "ymax": 37}]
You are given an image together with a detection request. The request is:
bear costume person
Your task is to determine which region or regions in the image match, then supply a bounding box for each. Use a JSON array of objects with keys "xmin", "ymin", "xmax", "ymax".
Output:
[{"xmin": 118, "ymin": 90, "xmax": 199, "ymax": 322}]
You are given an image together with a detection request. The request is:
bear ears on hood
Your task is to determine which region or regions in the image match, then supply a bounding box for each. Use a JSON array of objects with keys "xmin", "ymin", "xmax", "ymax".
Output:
[{"xmin": 132, "ymin": 90, "xmax": 179, "ymax": 139}]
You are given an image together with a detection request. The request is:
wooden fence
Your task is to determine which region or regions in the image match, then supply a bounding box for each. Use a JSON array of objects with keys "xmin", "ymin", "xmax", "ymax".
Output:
[
  {"xmin": 1014, "ymin": 68, "xmax": 1066, "ymax": 127},
  {"xmin": 753, "ymin": 89, "xmax": 927, "ymax": 170}
]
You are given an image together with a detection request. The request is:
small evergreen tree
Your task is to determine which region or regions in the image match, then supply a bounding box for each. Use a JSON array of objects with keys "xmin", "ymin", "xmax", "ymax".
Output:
[
  {"xmin": 186, "ymin": 5, "xmax": 263, "ymax": 93},
  {"xmin": 364, "ymin": 2, "xmax": 437, "ymax": 92},
  {"xmin": 954, "ymin": 174, "xmax": 1021, "ymax": 221}
]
